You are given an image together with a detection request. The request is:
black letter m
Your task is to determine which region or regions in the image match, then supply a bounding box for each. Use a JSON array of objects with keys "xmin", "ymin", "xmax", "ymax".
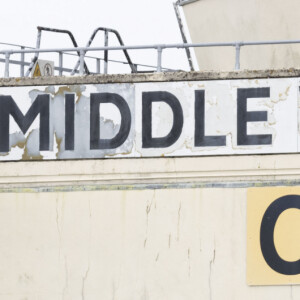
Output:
[{"xmin": 0, "ymin": 94, "xmax": 50, "ymax": 152}]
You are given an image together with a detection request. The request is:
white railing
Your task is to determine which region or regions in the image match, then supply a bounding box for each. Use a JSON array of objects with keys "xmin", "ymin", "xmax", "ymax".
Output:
[{"xmin": 1, "ymin": 39, "xmax": 300, "ymax": 78}]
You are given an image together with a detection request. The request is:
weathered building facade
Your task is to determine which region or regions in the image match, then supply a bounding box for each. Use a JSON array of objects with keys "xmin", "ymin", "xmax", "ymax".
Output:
[{"xmin": 0, "ymin": 70, "xmax": 300, "ymax": 299}]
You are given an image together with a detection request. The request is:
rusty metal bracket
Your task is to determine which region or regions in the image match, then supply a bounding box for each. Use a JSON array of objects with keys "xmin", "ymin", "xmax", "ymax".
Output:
[
  {"xmin": 71, "ymin": 27, "xmax": 137, "ymax": 75},
  {"xmin": 26, "ymin": 26, "xmax": 90, "ymax": 76}
]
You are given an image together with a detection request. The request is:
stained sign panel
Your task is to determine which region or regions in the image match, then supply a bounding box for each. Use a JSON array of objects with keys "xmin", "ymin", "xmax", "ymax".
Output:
[
  {"xmin": 0, "ymin": 78, "xmax": 299, "ymax": 160},
  {"xmin": 248, "ymin": 187, "xmax": 300, "ymax": 285}
]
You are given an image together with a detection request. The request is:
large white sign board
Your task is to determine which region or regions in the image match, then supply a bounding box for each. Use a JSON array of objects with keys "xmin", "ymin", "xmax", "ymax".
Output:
[{"xmin": 0, "ymin": 78, "xmax": 298, "ymax": 160}]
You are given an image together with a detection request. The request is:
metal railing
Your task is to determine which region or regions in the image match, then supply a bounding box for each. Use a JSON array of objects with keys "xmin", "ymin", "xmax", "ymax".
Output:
[
  {"xmin": 1, "ymin": 39, "xmax": 300, "ymax": 78},
  {"xmin": 25, "ymin": 26, "xmax": 140, "ymax": 76},
  {"xmin": 0, "ymin": 42, "xmax": 176, "ymax": 78}
]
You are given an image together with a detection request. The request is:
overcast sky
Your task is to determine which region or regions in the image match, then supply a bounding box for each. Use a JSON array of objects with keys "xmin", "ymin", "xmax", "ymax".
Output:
[{"xmin": 0, "ymin": 0, "xmax": 191, "ymax": 75}]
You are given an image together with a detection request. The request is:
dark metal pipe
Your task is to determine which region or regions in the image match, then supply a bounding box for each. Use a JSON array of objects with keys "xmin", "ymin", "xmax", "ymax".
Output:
[
  {"xmin": 173, "ymin": 2, "xmax": 195, "ymax": 71},
  {"xmin": 104, "ymin": 30, "xmax": 108, "ymax": 74},
  {"xmin": 37, "ymin": 26, "xmax": 90, "ymax": 74},
  {"xmin": 25, "ymin": 28, "xmax": 41, "ymax": 76},
  {"xmin": 73, "ymin": 27, "xmax": 137, "ymax": 73}
]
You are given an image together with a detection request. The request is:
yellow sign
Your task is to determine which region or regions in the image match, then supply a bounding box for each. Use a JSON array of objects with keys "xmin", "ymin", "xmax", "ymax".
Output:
[
  {"xmin": 33, "ymin": 62, "xmax": 41, "ymax": 77},
  {"xmin": 247, "ymin": 187, "xmax": 300, "ymax": 285}
]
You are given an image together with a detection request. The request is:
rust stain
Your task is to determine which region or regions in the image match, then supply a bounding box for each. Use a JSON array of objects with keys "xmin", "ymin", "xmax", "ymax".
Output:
[
  {"xmin": 54, "ymin": 132, "xmax": 62, "ymax": 158},
  {"xmin": 54, "ymin": 86, "xmax": 71, "ymax": 96},
  {"xmin": 285, "ymin": 86, "xmax": 291, "ymax": 96},
  {"xmin": 22, "ymin": 147, "xmax": 43, "ymax": 161},
  {"xmin": 22, "ymin": 149, "xmax": 43, "ymax": 161},
  {"xmin": 75, "ymin": 91, "xmax": 82, "ymax": 104},
  {"xmin": 54, "ymin": 86, "xmax": 83, "ymax": 104},
  {"xmin": 11, "ymin": 140, "xmax": 26, "ymax": 149},
  {"xmin": 21, "ymin": 131, "xmax": 43, "ymax": 161},
  {"xmin": 104, "ymin": 147, "xmax": 133, "ymax": 158}
]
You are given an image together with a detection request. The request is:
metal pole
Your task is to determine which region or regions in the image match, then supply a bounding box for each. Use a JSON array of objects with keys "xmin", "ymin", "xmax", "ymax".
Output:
[
  {"xmin": 38, "ymin": 26, "xmax": 90, "ymax": 75},
  {"xmin": 25, "ymin": 28, "xmax": 42, "ymax": 76},
  {"xmin": 235, "ymin": 44, "xmax": 241, "ymax": 70},
  {"xmin": 173, "ymin": 2, "xmax": 195, "ymax": 71},
  {"xmin": 20, "ymin": 46, "xmax": 25, "ymax": 77},
  {"xmin": 96, "ymin": 58, "xmax": 101, "ymax": 74},
  {"xmin": 157, "ymin": 47, "xmax": 163, "ymax": 72},
  {"xmin": 59, "ymin": 52, "xmax": 63, "ymax": 76},
  {"xmin": 79, "ymin": 50, "xmax": 85, "ymax": 75},
  {"xmin": 4, "ymin": 52, "xmax": 10, "ymax": 78},
  {"xmin": 104, "ymin": 30, "xmax": 109, "ymax": 74}
]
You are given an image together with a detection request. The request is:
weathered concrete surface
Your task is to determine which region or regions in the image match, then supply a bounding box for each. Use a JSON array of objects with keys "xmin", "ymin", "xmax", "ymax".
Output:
[
  {"xmin": 0, "ymin": 153, "xmax": 300, "ymax": 189},
  {"xmin": 0, "ymin": 71, "xmax": 299, "ymax": 299},
  {"xmin": 1, "ymin": 69, "xmax": 300, "ymax": 87},
  {"xmin": 0, "ymin": 155, "xmax": 300, "ymax": 299}
]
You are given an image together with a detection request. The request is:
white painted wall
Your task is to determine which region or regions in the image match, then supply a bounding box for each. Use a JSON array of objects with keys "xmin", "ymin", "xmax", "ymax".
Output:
[
  {"xmin": 1, "ymin": 73, "xmax": 300, "ymax": 299},
  {"xmin": 0, "ymin": 155, "xmax": 300, "ymax": 299},
  {"xmin": 182, "ymin": 0, "xmax": 300, "ymax": 71}
]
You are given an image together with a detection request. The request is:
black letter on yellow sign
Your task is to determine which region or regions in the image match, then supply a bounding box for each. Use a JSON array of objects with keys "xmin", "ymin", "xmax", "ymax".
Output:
[{"xmin": 260, "ymin": 195, "xmax": 300, "ymax": 275}]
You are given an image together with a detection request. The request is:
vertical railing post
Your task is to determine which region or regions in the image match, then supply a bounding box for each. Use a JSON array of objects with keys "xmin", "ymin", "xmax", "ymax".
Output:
[
  {"xmin": 235, "ymin": 43, "xmax": 241, "ymax": 70},
  {"xmin": 20, "ymin": 46, "xmax": 25, "ymax": 77},
  {"xmin": 25, "ymin": 28, "xmax": 42, "ymax": 77},
  {"xmin": 157, "ymin": 46, "xmax": 163, "ymax": 72},
  {"xmin": 96, "ymin": 58, "xmax": 101, "ymax": 74},
  {"xmin": 79, "ymin": 50, "xmax": 85, "ymax": 75},
  {"xmin": 59, "ymin": 52, "xmax": 63, "ymax": 76},
  {"xmin": 4, "ymin": 52, "xmax": 10, "ymax": 78},
  {"xmin": 104, "ymin": 30, "xmax": 109, "ymax": 74}
]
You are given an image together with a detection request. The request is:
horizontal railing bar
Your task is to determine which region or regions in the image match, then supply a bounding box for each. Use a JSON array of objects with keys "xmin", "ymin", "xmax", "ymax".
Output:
[
  {"xmin": 62, "ymin": 51, "xmax": 173, "ymax": 70},
  {"xmin": 2, "ymin": 39, "xmax": 300, "ymax": 55},
  {"xmin": 0, "ymin": 56, "xmax": 172, "ymax": 72},
  {"xmin": 0, "ymin": 44, "xmax": 229, "ymax": 54},
  {"xmin": 0, "ymin": 42, "xmax": 35, "ymax": 49},
  {"xmin": 0, "ymin": 58, "xmax": 30, "ymax": 66},
  {"xmin": 0, "ymin": 58, "xmax": 81, "ymax": 74}
]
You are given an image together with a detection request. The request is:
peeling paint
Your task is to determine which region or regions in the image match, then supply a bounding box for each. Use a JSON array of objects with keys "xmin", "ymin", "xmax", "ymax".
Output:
[
  {"xmin": 0, "ymin": 76, "xmax": 298, "ymax": 160},
  {"xmin": 22, "ymin": 131, "xmax": 43, "ymax": 161}
]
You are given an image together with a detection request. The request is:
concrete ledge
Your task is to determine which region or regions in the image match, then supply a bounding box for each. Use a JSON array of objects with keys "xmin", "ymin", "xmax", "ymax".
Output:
[
  {"xmin": 0, "ymin": 154, "xmax": 300, "ymax": 188},
  {"xmin": 0, "ymin": 69, "xmax": 300, "ymax": 87}
]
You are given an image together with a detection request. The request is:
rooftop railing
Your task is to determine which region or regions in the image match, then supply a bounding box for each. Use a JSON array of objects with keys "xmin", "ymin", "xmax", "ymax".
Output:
[{"xmin": 1, "ymin": 39, "xmax": 300, "ymax": 78}]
